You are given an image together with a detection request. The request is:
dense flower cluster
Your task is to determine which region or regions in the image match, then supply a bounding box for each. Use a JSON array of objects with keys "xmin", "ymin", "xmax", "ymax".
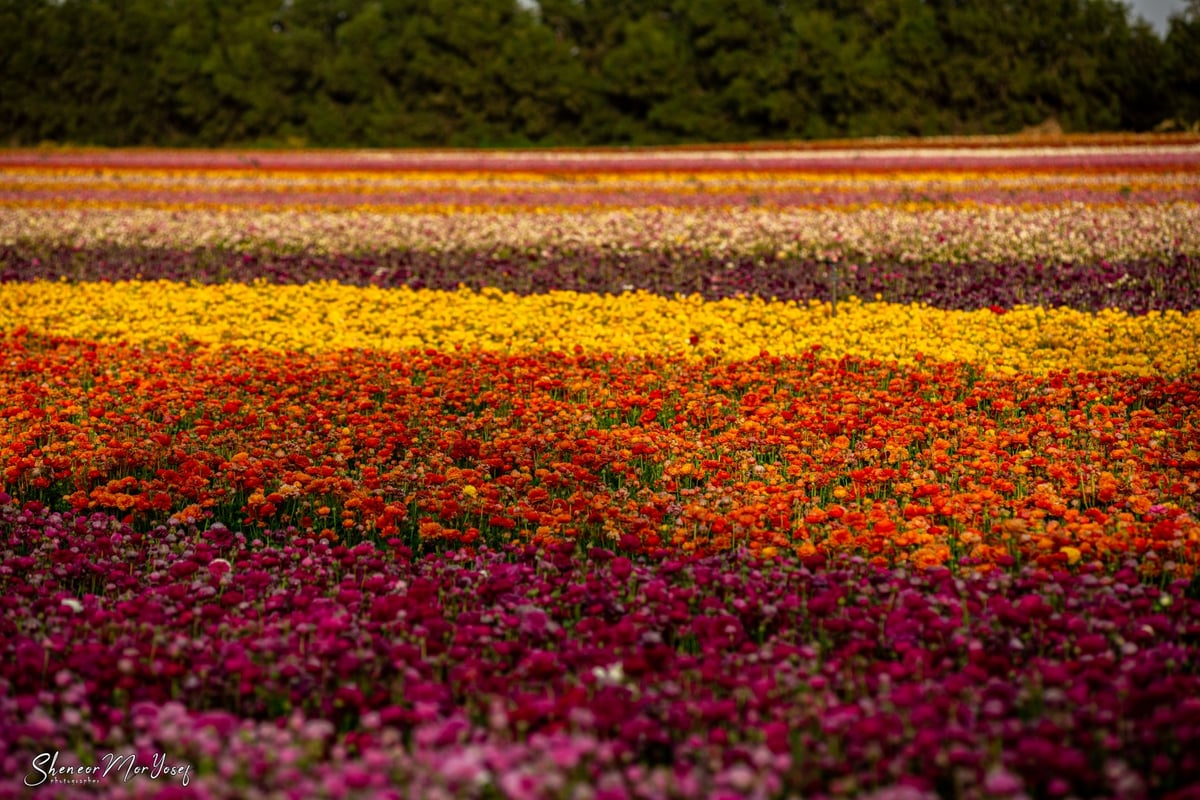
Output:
[
  {"xmin": 5, "ymin": 245, "xmax": 1199, "ymax": 315},
  {"xmin": 7, "ymin": 185, "xmax": 1200, "ymax": 316},
  {"xmin": 5, "ymin": 164, "xmax": 1200, "ymax": 209},
  {"xmin": 4, "ymin": 204, "xmax": 1199, "ymax": 264},
  {"xmin": 1, "ymin": 142, "xmax": 1198, "ymax": 798},
  {"xmin": 1, "ymin": 334, "xmax": 1196, "ymax": 571},
  {"xmin": 1, "ymin": 285, "xmax": 1198, "ymax": 374},
  {"xmin": 3, "ymin": 506, "xmax": 1200, "ymax": 799},
  {"xmin": 3, "ymin": 140, "xmax": 1198, "ymax": 170}
]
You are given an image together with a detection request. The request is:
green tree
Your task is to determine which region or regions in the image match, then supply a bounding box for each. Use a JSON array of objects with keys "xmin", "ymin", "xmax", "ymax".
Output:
[
  {"xmin": 1166, "ymin": 0, "xmax": 1200, "ymax": 125},
  {"xmin": 0, "ymin": 0, "xmax": 175, "ymax": 145},
  {"xmin": 0, "ymin": 0, "xmax": 1192, "ymax": 146}
]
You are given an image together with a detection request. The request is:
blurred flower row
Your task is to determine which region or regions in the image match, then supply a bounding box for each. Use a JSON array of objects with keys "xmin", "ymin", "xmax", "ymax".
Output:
[
  {"xmin": 2, "ymin": 507, "xmax": 1198, "ymax": 799},
  {"xmin": 5, "ymin": 165, "xmax": 1199, "ymax": 209},
  {"xmin": 3, "ymin": 139, "xmax": 1197, "ymax": 170},
  {"xmin": 6, "ymin": 245, "xmax": 1198, "ymax": 315},
  {"xmin": 4, "ymin": 203, "xmax": 1198, "ymax": 265}
]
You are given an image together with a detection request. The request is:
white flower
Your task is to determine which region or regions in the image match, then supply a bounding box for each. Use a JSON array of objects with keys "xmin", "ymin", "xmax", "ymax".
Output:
[
  {"xmin": 592, "ymin": 663, "xmax": 625, "ymax": 686},
  {"xmin": 60, "ymin": 598, "xmax": 83, "ymax": 614}
]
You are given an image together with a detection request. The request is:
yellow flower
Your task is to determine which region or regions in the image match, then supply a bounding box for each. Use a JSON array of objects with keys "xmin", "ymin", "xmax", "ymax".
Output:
[{"xmin": 1, "ymin": 281, "xmax": 1196, "ymax": 376}]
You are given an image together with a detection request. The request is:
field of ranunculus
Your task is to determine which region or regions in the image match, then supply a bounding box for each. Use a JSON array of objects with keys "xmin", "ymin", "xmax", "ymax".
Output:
[{"xmin": 1, "ymin": 139, "xmax": 1199, "ymax": 800}]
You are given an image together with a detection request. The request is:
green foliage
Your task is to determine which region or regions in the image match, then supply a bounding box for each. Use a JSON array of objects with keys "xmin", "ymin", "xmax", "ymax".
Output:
[
  {"xmin": 1166, "ymin": 0, "xmax": 1200, "ymax": 127},
  {"xmin": 0, "ymin": 0, "xmax": 1195, "ymax": 146}
]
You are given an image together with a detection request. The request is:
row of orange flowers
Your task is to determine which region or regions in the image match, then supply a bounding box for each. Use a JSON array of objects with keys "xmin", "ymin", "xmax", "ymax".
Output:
[{"xmin": 2, "ymin": 332, "xmax": 1195, "ymax": 574}]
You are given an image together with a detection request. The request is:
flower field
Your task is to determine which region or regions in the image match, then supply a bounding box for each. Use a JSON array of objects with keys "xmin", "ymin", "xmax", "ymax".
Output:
[{"xmin": 1, "ymin": 139, "xmax": 1199, "ymax": 799}]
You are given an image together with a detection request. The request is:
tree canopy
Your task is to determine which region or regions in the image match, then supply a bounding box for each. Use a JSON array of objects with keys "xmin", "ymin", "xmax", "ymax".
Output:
[{"xmin": 1, "ymin": 0, "xmax": 1197, "ymax": 147}]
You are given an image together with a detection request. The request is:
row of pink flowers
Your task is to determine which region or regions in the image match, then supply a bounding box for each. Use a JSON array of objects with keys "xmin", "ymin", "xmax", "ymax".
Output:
[{"xmin": 3, "ymin": 143, "xmax": 1199, "ymax": 172}]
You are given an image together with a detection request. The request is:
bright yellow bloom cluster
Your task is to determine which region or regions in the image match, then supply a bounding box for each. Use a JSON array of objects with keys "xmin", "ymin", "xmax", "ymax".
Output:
[{"xmin": 2, "ymin": 280, "xmax": 1196, "ymax": 375}]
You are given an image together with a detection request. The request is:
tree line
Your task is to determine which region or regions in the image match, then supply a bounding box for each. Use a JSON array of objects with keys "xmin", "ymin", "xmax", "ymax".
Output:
[{"xmin": 1, "ymin": 0, "xmax": 1198, "ymax": 147}]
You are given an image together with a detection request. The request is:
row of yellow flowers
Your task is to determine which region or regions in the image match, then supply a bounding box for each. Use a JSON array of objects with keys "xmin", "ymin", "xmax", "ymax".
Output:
[{"xmin": 2, "ymin": 280, "xmax": 1196, "ymax": 375}]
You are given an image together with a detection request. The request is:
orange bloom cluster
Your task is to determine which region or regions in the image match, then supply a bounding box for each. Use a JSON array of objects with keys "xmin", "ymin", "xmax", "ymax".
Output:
[{"xmin": 2, "ymin": 332, "xmax": 1195, "ymax": 574}]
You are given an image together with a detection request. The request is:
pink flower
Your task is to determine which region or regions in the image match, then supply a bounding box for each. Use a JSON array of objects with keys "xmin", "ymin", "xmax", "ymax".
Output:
[{"xmin": 983, "ymin": 766, "xmax": 1024, "ymax": 796}]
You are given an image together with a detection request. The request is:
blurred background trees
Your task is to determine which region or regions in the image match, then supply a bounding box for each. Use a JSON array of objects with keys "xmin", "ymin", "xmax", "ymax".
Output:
[{"xmin": 1, "ymin": 0, "xmax": 1197, "ymax": 147}]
